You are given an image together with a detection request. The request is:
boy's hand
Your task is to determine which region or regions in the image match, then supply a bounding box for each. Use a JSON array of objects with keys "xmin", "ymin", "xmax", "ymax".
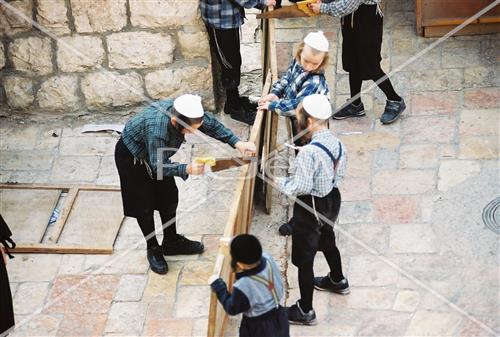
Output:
[
  {"xmin": 266, "ymin": 0, "xmax": 277, "ymax": 7},
  {"xmin": 187, "ymin": 162, "xmax": 205, "ymax": 175},
  {"xmin": 258, "ymin": 101, "xmax": 270, "ymax": 111},
  {"xmin": 308, "ymin": 0, "xmax": 322, "ymax": 14},
  {"xmin": 259, "ymin": 93, "xmax": 278, "ymax": 104},
  {"xmin": 235, "ymin": 141, "xmax": 257, "ymax": 157}
]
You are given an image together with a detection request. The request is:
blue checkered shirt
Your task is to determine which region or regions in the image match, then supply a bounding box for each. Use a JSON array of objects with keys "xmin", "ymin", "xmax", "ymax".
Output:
[
  {"xmin": 269, "ymin": 59, "xmax": 329, "ymax": 117},
  {"xmin": 121, "ymin": 99, "xmax": 240, "ymax": 180},
  {"xmin": 199, "ymin": 0, "xmax": 267, "ymax": 29},
  {"xmin": 320, "ymin": 0, "xmax": 380, "ymax": 17},
  {"xmin": 277, "ymin": 130, "xmax": 347, "ymax": 197}
]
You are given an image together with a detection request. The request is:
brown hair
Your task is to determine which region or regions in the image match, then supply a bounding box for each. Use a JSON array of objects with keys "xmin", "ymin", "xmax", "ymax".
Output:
[{"xmin": 295, "ymin": 42, "xmax": 330, "ymax": 74}]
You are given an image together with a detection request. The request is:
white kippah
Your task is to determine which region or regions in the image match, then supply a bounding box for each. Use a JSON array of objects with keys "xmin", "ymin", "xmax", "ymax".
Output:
[
  {"xmin": 302, "ymin": 94, "xmax": 332, "ymax": 120},
  {"xmin": 303, "ymin": 31, "xmax": 329, "ymax": 52},
  {"xmin": 173, "ymin": 94, "xmax": 204, "ymax": 118}
]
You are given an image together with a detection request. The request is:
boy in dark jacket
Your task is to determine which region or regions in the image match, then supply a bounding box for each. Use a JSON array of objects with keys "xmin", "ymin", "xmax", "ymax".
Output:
[{"xmin": 209, "ymin": 234, "xmax": 289, "ymax": 337}]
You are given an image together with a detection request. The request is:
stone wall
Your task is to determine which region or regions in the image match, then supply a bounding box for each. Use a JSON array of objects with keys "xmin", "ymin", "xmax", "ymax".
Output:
[{"xmin": 0, "ymin": 0, "xmax": 214, "ymax": 115}]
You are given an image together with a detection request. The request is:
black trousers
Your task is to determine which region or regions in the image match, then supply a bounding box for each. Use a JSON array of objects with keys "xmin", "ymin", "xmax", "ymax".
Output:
[
  {"xmin": 115, "ymin": 139, "xmax": 179, "ymax": 248},
  {"xmin": 206, "ymin": 26, "xmax": 242, "ymax": 90},
  {"xmin": 291, "ymin": 188, "xmax": 345, "ymax": 312},
  {"xmin": 0, "ymin": 256, "xmax": 14, "ymax": 335},
  {"xmin": 240, "ymin": 306, "xmax": 290, "ymax": 337}
]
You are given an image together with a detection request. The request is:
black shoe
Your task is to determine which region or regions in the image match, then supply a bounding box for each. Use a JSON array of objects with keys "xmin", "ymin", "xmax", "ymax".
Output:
[
  {"xmin": 287, "ymin": 300, "xmax": 317, "ymax": 326},
  {"xmin": 240, "ymin": 96, "xmax": 258, "ymax": 112},
  {"xmin": 147, "ymin": 246, "xmax": 168, "ymax": 275},
  {"xmin": 224, "ymin": 102, "xmax": 256, "ymax": 125},
  {"xmin": 333, "ymin": 101, "xmax": 365, "ymax": 120},
  {"xmin": 380, "ymin": 98, "xmax": 406, "ymax": 124},
  {"xmin": 162, "ymin": 234, "xmax": 204, "ymax": 255},
  {"xmin": 314, "ymin": 274, "xmax": 350, "ymax": 295},
  {"xmin": 278, "ymin": 222, "xmax": 293, "ymax": 236}
]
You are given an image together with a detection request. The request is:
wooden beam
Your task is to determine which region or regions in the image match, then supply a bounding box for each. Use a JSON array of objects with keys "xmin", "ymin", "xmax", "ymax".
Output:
[
  {"xmin": 10, "ymin": 243, "xmax": 112, "ymax": 254},
  {"xmin": 0, "ymin": 183, "xmax": 120, "ymax": 191},
  {"xmin": 47, "ymin": 187, "xmax": 78, "ymax": 243}
]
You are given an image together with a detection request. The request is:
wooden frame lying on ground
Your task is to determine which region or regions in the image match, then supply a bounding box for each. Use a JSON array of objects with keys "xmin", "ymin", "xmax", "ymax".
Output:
[{"xmin": 0, "ymin": 183, "xmax": 123, "ymax": 254}]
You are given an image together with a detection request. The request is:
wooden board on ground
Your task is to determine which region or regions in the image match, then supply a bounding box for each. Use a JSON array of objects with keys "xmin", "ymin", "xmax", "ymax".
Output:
[
  {"xmin": 0, "ymin": 188, "xmax": 61, "ymax": 243},
  {"xmin": 58, "ymin": 190, "xmax": 124, "ymax": 248}
]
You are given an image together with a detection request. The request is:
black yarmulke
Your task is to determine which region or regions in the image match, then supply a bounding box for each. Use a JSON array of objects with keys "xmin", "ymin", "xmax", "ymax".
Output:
[{"xmin": 230, "ymin": 234, "xmax": 262, "ymax": 264}]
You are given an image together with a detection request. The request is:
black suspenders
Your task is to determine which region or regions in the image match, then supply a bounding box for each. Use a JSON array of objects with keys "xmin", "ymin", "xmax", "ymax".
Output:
[{"xmin": 310, "ymin": 141, "xmax": 343, "ymax": 182}]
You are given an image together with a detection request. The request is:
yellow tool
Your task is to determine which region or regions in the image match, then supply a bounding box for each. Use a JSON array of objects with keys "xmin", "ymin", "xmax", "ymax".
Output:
[
  {"xmin": 194, "ymin": 156, "xmax": 255, "ymax": 172},
  {"xmin": 195, "ymin": 156, "xmax": 216, "ymax": 167}
]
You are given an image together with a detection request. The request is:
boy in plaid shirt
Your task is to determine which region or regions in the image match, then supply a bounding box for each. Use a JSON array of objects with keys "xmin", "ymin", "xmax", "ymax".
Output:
[
  {"xmin": 275, "ymin": 94, "xmax": 349, "ymax": 326},
  {"xmin": 258, "ymin": 31, "xmax": 330, "ymax": 117}
]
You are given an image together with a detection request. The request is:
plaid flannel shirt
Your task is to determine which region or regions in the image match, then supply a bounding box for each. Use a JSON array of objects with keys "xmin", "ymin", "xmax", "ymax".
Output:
[
  {"xmin": 199, "ymin": 0, "xmax": 267, "ymax": 29},
  {"xmin": 121, "ymin": 99, "xmax": 240, "ymax": 180},
  {"xmin": 277, "ymin": 130, "xmax": 347, "ymax": 197},
  {"xmin": 269, "ymin": 59, "xmax": 329, "ymax": 117},
  {"xmin": 320, "ymin": 0, "xmax": 380, "ymax": 17}
]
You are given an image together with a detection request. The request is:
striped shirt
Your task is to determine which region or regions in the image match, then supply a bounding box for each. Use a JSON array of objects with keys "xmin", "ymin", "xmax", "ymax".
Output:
[
  {"xmin": 269, "ymin": 59, "xmax": 329, "ymax": 117},
  {"xmin": 121, "ymin": 99, "xmax": 240, "ymax": 180},
  {"xmin": 199, "ymin": 0, "xmax": 267, "ymax": 29},
  {"xmin": 278, "ymin": 129, "xmax": 347, "ymax": 197},
  {"xmin": 320, "ymin": 0, "xmax": 380, "ymax": 17}
]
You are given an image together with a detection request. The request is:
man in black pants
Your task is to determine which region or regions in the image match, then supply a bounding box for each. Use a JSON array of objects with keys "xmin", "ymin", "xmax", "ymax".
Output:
[
  {"xmin": 310, "ymin": 0, "xmax": 406, "ymax": 124},
  {"xmin": 115, "ymin": 95, "xmax": 256, "ymax": 274},
  {"xmin": 200, "ymin": 0, "xmax": 276, "ymax": 125}
]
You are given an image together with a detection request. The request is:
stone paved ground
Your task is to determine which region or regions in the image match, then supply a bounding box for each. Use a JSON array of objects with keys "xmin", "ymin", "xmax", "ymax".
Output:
[
  {"xmin": 2, "ymin": 0, "xmax": 499, "ymax": 336},
  {"xmin": 0, "ymin": 112, "xmax": 250, "ymax": 336},
  {"xmin": 231, "ymin": 0, "xmax": 499, "ymax": 336}
]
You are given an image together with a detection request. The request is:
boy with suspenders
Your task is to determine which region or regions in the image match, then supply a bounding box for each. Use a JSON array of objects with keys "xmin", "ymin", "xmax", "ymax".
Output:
[
  {"xmin": 209, "ymin": 234, "xmax": 289, "ymax": 337},
  {"xmin": 276, "ymin": 94, "xmax": 349, "ymax": 325}
]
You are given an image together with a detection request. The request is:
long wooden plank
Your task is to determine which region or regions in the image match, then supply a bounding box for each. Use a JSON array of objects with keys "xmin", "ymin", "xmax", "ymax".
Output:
[
  {"xmin": 424, "ymin": 23, "xmax": 500, "ymax": 37},
  {"xmin": 207, "ymin": 70, "xmax": 272, "ymax": 337},
  {"xmin": 0, "ymin": 183, "xmax": 120, "ymax": 191},
  {"xmin": 10, "ymin": 243, "xmax": 112, "ymax": 254},
  {"xmin": 0, "ymin": 188, "xmax": 61, "ymax": 243}
]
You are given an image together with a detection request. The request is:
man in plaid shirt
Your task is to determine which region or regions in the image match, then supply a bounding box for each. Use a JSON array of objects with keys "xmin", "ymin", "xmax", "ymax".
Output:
[
  {"xmin": 274, "ymin": 95, "xmax": 350, "ymax": 325},
  {"xmin": 200, "ymin": 0, "xmax": 276, "ymax": 125},
  {"xmin": 115, "ymin": 95, "xmax": 256, "ymax": 275}
]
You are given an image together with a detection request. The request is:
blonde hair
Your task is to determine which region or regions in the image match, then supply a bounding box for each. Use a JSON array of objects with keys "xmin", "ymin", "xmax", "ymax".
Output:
[{"xmin": 295, "ymin": 42, "xmax": 330, "ymax": 74}]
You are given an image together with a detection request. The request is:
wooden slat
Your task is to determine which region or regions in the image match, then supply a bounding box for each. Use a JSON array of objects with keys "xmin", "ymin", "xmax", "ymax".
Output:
[
  {"xmin": 0, "ymin": 183, "xmax": 120, "ymax": 191},
  {"xmin": 423, "ymin": 23, "xmax": 500, "ymax": 37},
  {"xmin": 10, "ymin": 243, "xmax": 112, "ymax": 254},
  {"xmin": 48, "ymin": 187, "xmax": 78, "ymax": 243},
  {"xmin": 422, "ymin": 17, "xmax": 479, "ymax": 27}
]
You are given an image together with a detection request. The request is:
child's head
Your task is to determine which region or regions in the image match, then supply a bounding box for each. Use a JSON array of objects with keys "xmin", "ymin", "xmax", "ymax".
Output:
[
  {"xmin": 171, "ymin": 94, "xmax": 204, "ymax": 134},
  {"xmin": 296, "ymin": 94, "xmax": 332, "ymax": 141},
  {"xmin": 296, "ymin": 31, "xmax": 329, "ymax": 73},
  {"xmin": 230, "ymin": 234, "xmax": 263, "ymax": 272}
]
